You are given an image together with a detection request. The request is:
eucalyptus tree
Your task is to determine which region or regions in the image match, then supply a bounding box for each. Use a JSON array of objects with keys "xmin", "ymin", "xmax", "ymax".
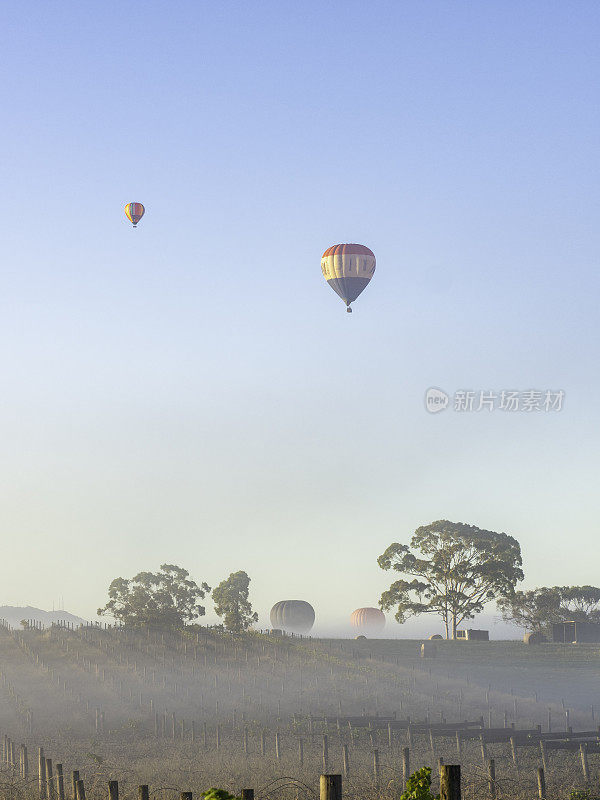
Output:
[{"xmin": 378, "ymin": 520, "xmax": 524, "ymax": 639}]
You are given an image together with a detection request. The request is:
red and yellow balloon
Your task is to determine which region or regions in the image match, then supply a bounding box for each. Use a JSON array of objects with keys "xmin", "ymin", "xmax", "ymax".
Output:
[{"xmin": 124, "ymin": 202, "xmax": 145, "ymax": 228}]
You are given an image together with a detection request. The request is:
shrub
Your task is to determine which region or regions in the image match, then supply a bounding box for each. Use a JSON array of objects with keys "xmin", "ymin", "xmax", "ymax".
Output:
[
  {"xmin": 201, "ymin": 790, "xmax": 240, "ymax": 800},
  {"xmin": 569, "ymin": 791, "xmax": 599, "ymax": 800},
  {"xmin": 400, "ymin": 768, "xmax": 440, "ymax": 800}
]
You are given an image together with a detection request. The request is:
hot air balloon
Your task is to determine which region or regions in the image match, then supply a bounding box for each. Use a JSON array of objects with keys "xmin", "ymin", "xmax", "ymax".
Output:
[
  {"xmin": 350, "ymin": 607, "xmax": 385, "ymax": 634},
  {"xmin": 321, "ymin": 243, "xmax": 375, "ymax": 312},
  {"xmin": 124, "ymin": 202, "xmax": 145, "ymax": 228},
  {"xmin": 270, "ymin": 601, "xmax": 315, "ymax": 633}
]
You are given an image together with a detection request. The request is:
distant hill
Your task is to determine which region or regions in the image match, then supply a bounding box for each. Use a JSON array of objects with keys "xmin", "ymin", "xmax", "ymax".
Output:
[{"xmin": 0, "ymin": 606, "xmax": 86, "ymax": 629}]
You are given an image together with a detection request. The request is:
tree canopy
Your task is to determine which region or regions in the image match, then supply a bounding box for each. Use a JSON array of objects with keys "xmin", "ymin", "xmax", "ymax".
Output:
[
  {"xmin": 498, "ymin": 585, "xmax": 600, "ymax": 632},
  {"xmin": 558, "ymin": 586, "xmax": 600, "ymax": 622},
  {"xmin": 378, "ymin": 520, "xmax": 524, "ymax": 639},
  {"xmin": 97, "ymin": 564, "xmax": 210, "ymax": 629},
  {"xmin": 212, "ymin": 571, "xmax": 258, "ymax": 633}
]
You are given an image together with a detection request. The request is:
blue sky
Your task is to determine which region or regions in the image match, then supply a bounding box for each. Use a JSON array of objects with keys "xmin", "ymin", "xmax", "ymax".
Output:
[{"xmin": 0, "ymin": 2, "xmax": 599, "ymax": 635}]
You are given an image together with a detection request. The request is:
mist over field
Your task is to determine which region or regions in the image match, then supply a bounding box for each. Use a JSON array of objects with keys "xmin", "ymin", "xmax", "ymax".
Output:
[{"xmin": 2, "ymin": 619, "xmax": 600, "ymax": 800}]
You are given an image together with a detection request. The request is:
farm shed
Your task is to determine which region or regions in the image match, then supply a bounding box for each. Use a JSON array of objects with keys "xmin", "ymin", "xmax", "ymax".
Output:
[
  {"xmin": 551, "ymin": 620, "xmax": 600, "ymax": 643},
  {"xmin": 455, "ymin": 628, "xmax": 489, "ymax": 641}
]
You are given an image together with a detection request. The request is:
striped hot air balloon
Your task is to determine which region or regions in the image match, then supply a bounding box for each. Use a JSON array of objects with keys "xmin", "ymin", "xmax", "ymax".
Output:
[
  {"xmin": 321, "ymin": 243, "xmax": 375, "ymax": 312},
  {"xmin": 350, "ymin": 607, "xmax": 386, "ymax": 634},
  {"xmin": 270, "ymin": 601, "xmax": 315, "ymax": 633},
  {"xmin": 124, "ymin": 202, "xmax": 145, "ymax": 228}
]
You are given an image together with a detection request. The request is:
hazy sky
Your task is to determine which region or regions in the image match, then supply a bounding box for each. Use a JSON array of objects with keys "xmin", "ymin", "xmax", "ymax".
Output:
[{"xmin": 1, "ymin": 2, "xmax": 599, "ymax": 636}]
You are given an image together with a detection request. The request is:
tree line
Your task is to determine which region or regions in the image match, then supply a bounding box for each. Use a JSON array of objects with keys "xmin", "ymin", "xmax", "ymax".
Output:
[
  {"xmin": 97, "ymin": 565, "xmax": 257, "ymax": 633},
  {"xmin": 377, "ymin": 519, "xmax": 600, "ymax": 639},
  {"xmin": 94, "ymin": 520, "xmax": 599, "ymax": 639}
]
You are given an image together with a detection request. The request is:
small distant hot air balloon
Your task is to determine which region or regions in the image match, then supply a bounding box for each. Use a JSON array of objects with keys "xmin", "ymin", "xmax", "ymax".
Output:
[
  {"xmin": 351, "ymin": 607, "xmax": 386, "ymax": 635},
  {"xmin": 270, "ymin": 601, "xmax": 315, "ymax": 633},
  {"xmin": 124, "ymin": 202, "xmax": 145, "ymax": 228},
  {"xmin": 321, "ymin": 243, "xmax": 375, "ymax": 312}
]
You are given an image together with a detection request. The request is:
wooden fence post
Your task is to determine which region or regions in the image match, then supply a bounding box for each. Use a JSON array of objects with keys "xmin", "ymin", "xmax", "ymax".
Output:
[
  {"xmin": 241, "ymin": 791, "xmax": 254, "ymax": 800},
  {"xmin": 509, "ymin": 737, "xmax": 519, "ymax": 774},
  {"xmin": 440, "ymin": 765, "xmax": 461, "ymax": 800},
  {"xmin": 402, "ymin": 747, "xmax": 410, "ymax": 789},
  {"xmin": 39, "ymin": 748, "xmax": 47, "ymax": 800},
  {"xmin": 56, "ymin": 764, "xmax": 65, "ymax": 800},
  {"xmin": 539, "ymin": 741, "xmax": 548, "ymax": 773},
  {"xmin": 373, "ymin": 749, "xmax": 380, "ymax": 787},
  {"xmin": 71, "ymin": 770, "xmax": 79, "ymax": 800},
  {"xmin": 108, "ymin": 781, "xmax": 119, "ymax": 800},
  {"xmin": 580, "ymin": 743, "xmax": 590, "ymax": 782},
  {"xmin": 76, "ymin": 780, "xmax": 86, "ymax": 800},
  {"xmin": 479, "ymin": 735, "xmax": 487, "ymax": 766},
  {"xmin": 537, "ymin": 767, "xmax": 546, "ymax": 799},
  {"xmin": 320, "ymin": 775, "xmax": 342, "ymax": 800},
  {"xmin": 46, "ymin": 758, "xmax": 54, "ymax": 800},
  {"xmin": 342, "ymin": 744, "xmax": 350, "ymax": 778},
  {"xmin": 138, "ymin": 786, "xmax": 149, "ymax": 800},
  {"xmin": 322, "ymin": 735, "xmax": 329, "ymax": 770},
  {"xmin": 487, "ymin": 758, "xmax": 496, "ymax": 800},
  {"xmin": 180, "ymin": 793, "xmax": 192, "ymax": 800}
]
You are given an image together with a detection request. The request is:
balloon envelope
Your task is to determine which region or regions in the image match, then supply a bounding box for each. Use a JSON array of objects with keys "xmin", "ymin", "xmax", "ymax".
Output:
[
  {"xmin": 270, "ymin": 600, "xmax": 315, "ymax": 633},
  {"xmin": 321, "ymin": 243, "xmax": 375, "ymax": 310},
  {"xmin": 350, "ymin": 607, "xmax": 385, "ymax": 632},
  {"xmin": 125, "ymin": 202, "xmax": 145, "ymax": 226}
]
